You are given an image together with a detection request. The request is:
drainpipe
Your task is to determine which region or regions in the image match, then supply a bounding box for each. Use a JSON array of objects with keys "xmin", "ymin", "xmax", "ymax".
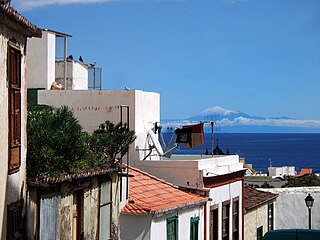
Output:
[
  {"xmin": 242, "ymin": 176, "xmax": 245, "ymax": 240},
  {"xmin": 63, "ymin": 37, "xmax": 67, "ymax": 90},
  {"xmin": 204, "ymin": 203, "xmax": 207, "ymax": 240}
]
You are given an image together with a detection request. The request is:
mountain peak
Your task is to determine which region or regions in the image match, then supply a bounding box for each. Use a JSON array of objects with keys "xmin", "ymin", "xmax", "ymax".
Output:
[{"xmin": 200, "ymin": 106, "xmax": 239, "ymax": 116}]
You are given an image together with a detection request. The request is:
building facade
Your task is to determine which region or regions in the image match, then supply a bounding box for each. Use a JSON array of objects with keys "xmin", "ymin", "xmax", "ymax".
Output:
[
  {"xmin": 244, "ymin": 186, "xmax": 277, "ymax": 240},
  {"xmin": 0, "ymin": 4, "xmax": 41, "ymax": 239}
]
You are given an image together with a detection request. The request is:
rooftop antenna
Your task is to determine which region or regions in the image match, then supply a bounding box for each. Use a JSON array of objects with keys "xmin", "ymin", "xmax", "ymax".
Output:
[
  {"xmin": 211, "ymin": 121, "xmax": 215, "ymax": 156},
  {"xmin": 269, "ymin": 158, "xmax": 272, "ymax": 167}
]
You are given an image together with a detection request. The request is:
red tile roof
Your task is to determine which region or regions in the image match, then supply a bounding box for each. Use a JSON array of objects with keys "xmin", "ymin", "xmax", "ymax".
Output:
[
  {"xmin": 0, "ymin": 4, "xmax": 42, "ymax": 37},
  {"xmin": 244, "ymin": 186, "xmax": 277, "ymax": 212},
  {"xmin": 122, "ymin": 167, "xmax": 207, "ymax": 216},
  {"xmin": 298, "ymin": 168, "xmax": 313, "ymax": 176}
]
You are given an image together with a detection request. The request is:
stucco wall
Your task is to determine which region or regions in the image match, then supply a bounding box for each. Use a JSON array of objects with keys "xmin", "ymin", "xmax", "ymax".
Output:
[
  {"xmin": 0, "ymin": 24, "xmax": 28, "ymax": 240},
  {"xmin": 120, "ymin": 206, "xmax": 204, "ymax": 240},
  {"xmin": 38, "ymin": 89, "xmax": 160, "ymax": 164},
  {"xmin": 244, "ymin": 204, "xmax": 269, "ymax": 240},
  {"xmin": 261, "ymin": 187, "xmax": 320, "ymax": 229},
  {"xmin": 55, "ymin": 61, "xmax": 88, "ymax": 90},
  {"xmin": 27, "ymin": 31, "xmax": 55, "ymax": 89}
]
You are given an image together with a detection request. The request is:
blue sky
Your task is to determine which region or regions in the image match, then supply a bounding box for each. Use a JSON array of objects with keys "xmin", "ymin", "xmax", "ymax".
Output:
[{"xmin": 15, "ymin": 0, "xmax": 320, "ymax": 120}]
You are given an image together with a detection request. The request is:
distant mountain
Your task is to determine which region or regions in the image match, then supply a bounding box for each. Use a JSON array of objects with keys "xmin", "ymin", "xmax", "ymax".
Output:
[
  {"xmin": 161, "ymin": 106, "xmax": 320, "ymax": 133},
  {"xmin": 187, "ymin": 106, "xmax": 265, "ymax": 121}
]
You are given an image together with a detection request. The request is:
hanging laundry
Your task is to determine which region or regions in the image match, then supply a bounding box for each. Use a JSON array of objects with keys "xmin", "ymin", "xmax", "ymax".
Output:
[
  {"xmin": 181, "ymin": 123, "xmax": 204, "ymax": 148},
  {"xmin": 175, "ymin": 127, "xmax": 193, "ymax": 147}
]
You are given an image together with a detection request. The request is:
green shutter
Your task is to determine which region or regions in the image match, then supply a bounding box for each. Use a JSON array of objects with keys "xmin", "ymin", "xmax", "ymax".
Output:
[
  {"xmin": 257, "ymin": 226, "xmax": 263, "ymax": 240},
  {"xmin": 167, "ymin": 216, "xmax": 178, "ymax": 240},
  {"xmin": 190, "ymin": 217, "xmax": 199, "ymax": 240}
]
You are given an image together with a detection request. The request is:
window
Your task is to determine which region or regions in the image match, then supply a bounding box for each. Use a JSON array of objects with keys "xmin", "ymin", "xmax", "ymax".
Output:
[
  {"xmin": 233, "ymin": 199, "xmax": 239, "ymax": 240},
  {"xmin": 190, "ymin": 217, "xmax": 199, "ymax": 240},
  {"xmin": 8, "ymin": 45, "xmax": 21, "ymax": 174},
  {"xmin": 99, "ymin": 181, "xmax": 112, "ymax": 240},
  {"xmin": 222, "ymin": 201, "xmax": 230, "ymax": 240},
  {"xmin": 167, "ymin": 216, "xmax": 178, "ymax": 240},
  {"xmin": 210, "ymin": 207, "xmax": 218, "ymax": 240},
  {"xmin": 257, "ymin": 226, "xmax": 263, "ymax": 240},
  {"xmin": 7, "ymin": 200, "xmax": 22, "ymax": 240},
  {"xmin": 268, "ymin": 202, "xmax": 274, "ymax": 231}
]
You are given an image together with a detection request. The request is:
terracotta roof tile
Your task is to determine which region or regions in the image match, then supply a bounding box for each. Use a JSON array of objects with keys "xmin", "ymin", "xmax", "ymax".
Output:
[
  {"xmin": 122, "ymin": 166, "xmax": 207, "ymax": 216},
  {"xmin": 28, "ymin": 166, "xmax": 117, "ymax": 184},
  {"xmin": 298, "ymin": 168, "xmax": 313, "ymax": 176},
  {"xmin": 0, "ymin": 4, "xmax": 42, "ymax": 37},
  {"xmin": 244, "ymin": 186, "xmax": 278, "ymax": 212}
]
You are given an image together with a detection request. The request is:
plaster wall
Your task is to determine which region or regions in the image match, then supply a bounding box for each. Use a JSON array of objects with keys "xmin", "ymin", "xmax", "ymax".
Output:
[
  {"xmin": 261, "ymin": 187, "xmax": 320, "ymax": 229},
  {"xmin": 244, "ymin": 204, "xmax": 269, "ymax": 240},
  {"xmin": 27, "ymin": 31, "xmax": 55, "ymax": 89},
  {"xmin": 208, "ymin": 181, "xmax": 243, "ymax": 240},
  {"xmin": 0, "ymin": 25, "xmax": 28, "ymax": 240},
  {"xmin": 55, "ymin": 61, "xmax": 88, "ymax": 90},
  {"xmin": 37, "ymin": 89, "xmax": 160, "ymax": 163},
  {"xmin": 121, "ymin": 206, "xmax": 204, "ymax": 240},
  {"xmin": 120, "ymin": 215, "xmax": 152, "ymax": 240},
  {"xmin": 152, "ymin": 207, "xmax": 205, "ymax": 240},
  {"xmin": 134, "ymin": 155, "xmax": 241, "ymax": 188},
  {"xmin": 83, "ymin": 178, "xmax": 99, "ymax": 239}
]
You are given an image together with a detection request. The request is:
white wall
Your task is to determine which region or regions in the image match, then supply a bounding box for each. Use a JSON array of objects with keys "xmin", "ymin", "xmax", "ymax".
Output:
[
  {"xmin": 120, "ymin": 215, "xmax": 152, "ymax": 240},
  {"xmin": 260, "ymin": 187, "xmax": 320, "ymax": 229},
  {"xmin": 37, "ymin": 89, "xmax": 160, "ymax": 164},
  {"xmin": 55, "ymin": 61, "xmax": 88, "ymax": 90},
  {"xmin": 208, "ymin": 181, "xmax": 243, "ymax": 240},
  {"xmin": 27, "ymin": 31, "xmax": 56, "ymax": 89},
  {"xmin": 120, "ymin": 206, "xmax": 204, "ymax": 240},
  {"xmin": 268, "ymin": 166, "xmax": 295, "ymax": 177}
]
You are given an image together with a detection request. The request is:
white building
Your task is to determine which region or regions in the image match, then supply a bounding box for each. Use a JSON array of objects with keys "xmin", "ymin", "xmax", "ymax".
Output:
[
  {"xmin": 121, "ymin": 167, "xmax": 207, "ymax": 240},
  {"xmin": 268, "ymin": 166, "xmax": 295, "ymax": 178},
  {"xmin": 27, "ymin": 27, "xmax": 246, "ymax": 240},
  {"xmin": 260, "ymin": 187, "xmax": 320, "ymax": 230},
  {"xmin": 0, "ymin": 4, "xmax": 41, "ymax": 239}
]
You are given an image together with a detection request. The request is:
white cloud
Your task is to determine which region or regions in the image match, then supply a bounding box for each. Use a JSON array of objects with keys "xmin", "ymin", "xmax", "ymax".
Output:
[
  {"xmin": 216, "ymin": 117, "xmax": 320, "ymax": 128},
  {"xmin": 13, "ymin": 0, "xmax": 115, "ymax": 11}
]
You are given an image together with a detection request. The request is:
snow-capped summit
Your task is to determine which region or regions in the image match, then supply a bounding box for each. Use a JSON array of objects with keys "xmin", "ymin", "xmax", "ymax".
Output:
[{"xmin": 200, "ymin": 106, "xmax": 239, "ymax": 116}]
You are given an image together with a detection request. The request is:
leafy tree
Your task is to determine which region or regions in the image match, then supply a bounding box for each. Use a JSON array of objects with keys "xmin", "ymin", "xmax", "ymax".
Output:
[
  {"xmin": 89, "ymin": 121, "xmax": 136, "ymax": 166},
  {"xmin": 27, "ymin": 106, "xmax": 136, "ymax": 177},
  {"xmin": 27, "ymin": 105, "xmax": 91, "ymax": 177},
  {"xmin": 282, "ymin": 174, "xmax": 320, "ymax": 187}
]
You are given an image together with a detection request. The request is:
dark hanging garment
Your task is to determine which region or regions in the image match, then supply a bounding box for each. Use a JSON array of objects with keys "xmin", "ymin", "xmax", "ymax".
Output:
[
  {"xmin": 183, "ymin": 123, "xmax": 204, "ymax": 147},
  {"xmin": 175, "ymin": 127, "xmax": 193, "ymax": 147}
]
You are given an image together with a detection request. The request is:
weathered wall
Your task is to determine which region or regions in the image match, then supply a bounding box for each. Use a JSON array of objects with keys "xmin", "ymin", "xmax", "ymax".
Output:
[
  {"xmin": 27, "ymin": 31, "xmax": 56, "ymax": 89},
  {"xmin": 261, "ymin": 187, "xmax": 320, "ymax": 229},
  {"xmin": 0, "ymin": 24, "xmax": 28, "ymax": 240},
  {"xmin": 38, "ymin": 89, "xmax": 160, "ymax": 163},
  {"xmin": 83, "ymin": 178, "xmax": 99, "ymax": 239},
  {"xmin": 244, "ymin": 204, "xmax": 269, "ymax": 240},
  {"xmin": 55, "ymin": 61, "xmax": 88, "ymax": 90}
]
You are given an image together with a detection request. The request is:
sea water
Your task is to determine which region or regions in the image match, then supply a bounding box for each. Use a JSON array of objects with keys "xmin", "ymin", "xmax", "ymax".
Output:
[{"xmin": 163, "ymin": 133, "xmax": 320, "ymax": 173}]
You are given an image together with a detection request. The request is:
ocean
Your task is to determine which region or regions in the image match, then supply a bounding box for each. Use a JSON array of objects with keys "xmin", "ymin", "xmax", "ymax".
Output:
[{"xmin": 163, "ymin": 133, "xmax": 320, "ymax": 173}]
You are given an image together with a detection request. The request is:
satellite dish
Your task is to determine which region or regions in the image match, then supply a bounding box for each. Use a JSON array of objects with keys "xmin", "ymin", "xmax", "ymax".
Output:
[{"xmin": 147, "ymin": 129, "xmax": 164, "ymax": 156}]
